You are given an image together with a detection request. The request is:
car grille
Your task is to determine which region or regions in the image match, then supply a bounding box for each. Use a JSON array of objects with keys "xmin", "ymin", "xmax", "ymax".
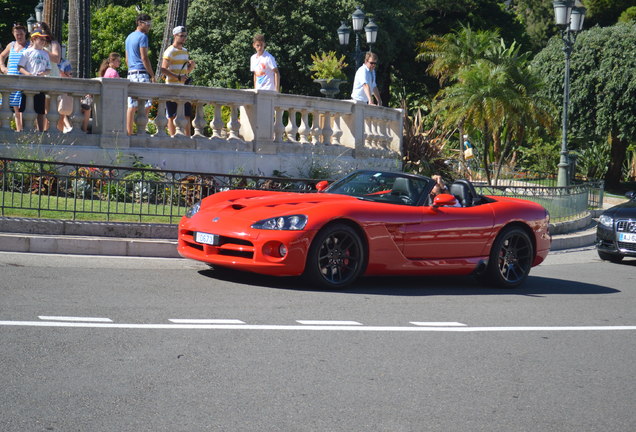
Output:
[
  {"xmin": 616, "ymin": 220, "xmax": 636, "ymax": 233},
  {"xmin": 181, "ymin": 230, "xmax": 255, "ymax": 259},
  {"xmin": 617, "ymin": 242, "xmax": 636, "ymax": 252}
]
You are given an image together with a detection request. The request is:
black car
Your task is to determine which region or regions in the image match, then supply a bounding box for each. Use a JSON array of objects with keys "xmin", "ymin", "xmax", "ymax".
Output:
[{"xmin": 596, "ymin": 191, "xmax": 636, "ymax": 262}]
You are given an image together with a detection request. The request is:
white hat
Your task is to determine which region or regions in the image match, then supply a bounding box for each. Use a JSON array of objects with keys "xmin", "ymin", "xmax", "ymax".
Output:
[{"xmin": 172, "ymin": 26, "xmax": 186, "ymax": 35}]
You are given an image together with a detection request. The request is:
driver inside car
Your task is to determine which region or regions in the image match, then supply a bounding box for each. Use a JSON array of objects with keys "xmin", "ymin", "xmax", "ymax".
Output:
[{"xmin": 430, "ymin": 175, "xmax": 461, "ymax": 207}]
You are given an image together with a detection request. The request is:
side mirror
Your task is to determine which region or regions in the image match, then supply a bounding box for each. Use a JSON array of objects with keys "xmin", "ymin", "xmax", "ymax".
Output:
[
  {"xmin": 433, "ymin": 193, "xmax": 458, "ymax": 208},
  {"xmin": 626, "ymin": 191, "xmax": 636, "ymax": 200},
  {"xmin": 315, "ymin": 180, "xmax": 329, "ymax": 192}
]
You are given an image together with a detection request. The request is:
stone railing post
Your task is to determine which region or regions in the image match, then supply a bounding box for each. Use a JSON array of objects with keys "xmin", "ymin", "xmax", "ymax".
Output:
[
  {"xmin": 97, "ymin": 78, "xmax": 129, "ymax": 148},
  {"xmin": 340, "ymin": 100, "xmax": 366, "ymax": 155},
  {"xmin": 239, "ymin": 90, "xmax": 276, "ymax": 154}
]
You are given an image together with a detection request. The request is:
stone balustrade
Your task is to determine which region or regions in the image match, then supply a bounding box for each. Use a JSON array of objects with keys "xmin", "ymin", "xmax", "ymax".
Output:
[{"xmin": 0, "ymin": 75, "xmax": 403, "ymax": 176}]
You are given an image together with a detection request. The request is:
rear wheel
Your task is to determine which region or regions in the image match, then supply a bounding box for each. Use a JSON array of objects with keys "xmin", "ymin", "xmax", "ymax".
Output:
[
  {"xmin": 597, "ymin": 250, "xmax": 624, "ymax": 263},
  {"xmin": 486, "ymin": 226, "xmax": 534, "ymax": 288},
  {"xmin": 304, "ymin": 223, "xmax": 365, "ymax": 289}
]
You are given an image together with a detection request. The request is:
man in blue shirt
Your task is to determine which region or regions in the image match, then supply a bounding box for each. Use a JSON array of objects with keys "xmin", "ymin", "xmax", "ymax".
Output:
[
  {"xmin": 125, "ymin": 14, "xmax": 155, "ymax": 135},
  {"xmin": 351, "ymin": 52, "xmax": 381, "ymax": 106}
]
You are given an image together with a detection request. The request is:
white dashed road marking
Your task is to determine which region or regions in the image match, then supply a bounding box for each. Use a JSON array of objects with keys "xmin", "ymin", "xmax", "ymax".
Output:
[
  {"xmin": 38, "ymin": 316, "xmax": 114, "ymax": 323},
  {"xmin": 296, "ymin": 320, "xmax": 363, "ymax": 326},
  {"xmin": 410, "ymin": 322, "xmax": 467, "ymax": 327},
  {"xmin": 169, "ymin": 319, "xmax": 246, "ymax": 324}
]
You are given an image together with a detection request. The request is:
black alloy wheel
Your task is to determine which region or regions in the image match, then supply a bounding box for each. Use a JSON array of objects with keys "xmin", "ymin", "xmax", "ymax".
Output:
[
  {"xmin": 305, "ymin": 223, "xmax": 365, "ymax": 289},
  {"xmin": 487, "ymin": 226, "xmax": 534, "ymax": 288}
]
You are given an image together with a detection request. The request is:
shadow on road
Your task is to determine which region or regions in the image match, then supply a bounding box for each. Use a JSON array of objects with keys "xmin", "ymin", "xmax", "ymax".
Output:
[{"xmin": 197, "ymin": 267, "xmax": 620, "ymax": 297}]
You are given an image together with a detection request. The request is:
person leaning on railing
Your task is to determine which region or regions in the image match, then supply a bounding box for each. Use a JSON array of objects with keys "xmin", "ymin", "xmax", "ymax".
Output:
[{"xmin": 17, "ymin": 30, "xmax": 51, "ymax": 132}]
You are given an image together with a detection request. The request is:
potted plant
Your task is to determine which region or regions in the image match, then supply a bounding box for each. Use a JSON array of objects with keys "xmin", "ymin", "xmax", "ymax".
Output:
[{"xmin": 310, "ymin": 51, "xmax": 348, "ymax": 98}]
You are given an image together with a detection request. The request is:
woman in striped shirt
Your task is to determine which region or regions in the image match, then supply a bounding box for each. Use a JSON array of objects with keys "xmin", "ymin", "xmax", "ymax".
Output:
[{"xmin": 0, "ymin": 23, "xmax": 29, "ymax": 131}]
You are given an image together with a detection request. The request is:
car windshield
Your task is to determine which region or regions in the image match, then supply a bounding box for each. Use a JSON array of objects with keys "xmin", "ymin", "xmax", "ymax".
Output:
[{"xmin": 325, "ymin": 171, "xmax": 431, "ymax": 205}]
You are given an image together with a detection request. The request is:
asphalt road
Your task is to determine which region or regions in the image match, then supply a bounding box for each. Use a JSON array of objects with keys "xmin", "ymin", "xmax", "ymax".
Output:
[{"xmin": 1, "ymin": 248, "xmax": 635, "ymax": 432}]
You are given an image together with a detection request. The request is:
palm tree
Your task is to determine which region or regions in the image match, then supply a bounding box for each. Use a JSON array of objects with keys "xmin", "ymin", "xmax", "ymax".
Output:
[
  {"xmin": 435, "ymin": 55, "xmax": 555, "ymax": 184},
  {"xmin": 67, "ymin": 0, "xmax": 91, "ymax": 78},
  {"xmin": 434, "ymin": 60, "xmax": 512, "ymax": 183},
  {"xmin": 424, "ymin": 28, "xmax": 556, "ymax": 184},
  {"xmin": 43, "ymin": 0, "xmax": 64, "ymax": 43},
  {"xmin": 417, "ymin": 24, "xmax": 500, "ymax": 86}
]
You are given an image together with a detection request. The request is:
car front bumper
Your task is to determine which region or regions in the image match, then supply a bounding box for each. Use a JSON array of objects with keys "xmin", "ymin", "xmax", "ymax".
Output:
[
  {"xmin": 596, "ymin": 224, "xmax": 636, "ymax": 257},
  {"xmin": 177, "ymin": 218, "xmax": 317, "ymax": 276}
]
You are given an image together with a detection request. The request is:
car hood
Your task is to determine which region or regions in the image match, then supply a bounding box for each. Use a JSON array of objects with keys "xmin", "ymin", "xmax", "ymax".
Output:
[
  {"xmin": 602, "ymin": 199, "xmax": 636, "ymax": 219},
  {"xmin": 198, "ymin": 192, "xmax": 360, "ymax": 223}
]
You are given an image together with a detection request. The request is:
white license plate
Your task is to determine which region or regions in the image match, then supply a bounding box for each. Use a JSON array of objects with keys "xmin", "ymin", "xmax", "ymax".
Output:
[
  {"xmin": 618, "ymin": 232, "xmax": 636, "ymax": 243},
  {"xmin": 195, "ymin": 232, "xmax": 219, "ymax": 246}
]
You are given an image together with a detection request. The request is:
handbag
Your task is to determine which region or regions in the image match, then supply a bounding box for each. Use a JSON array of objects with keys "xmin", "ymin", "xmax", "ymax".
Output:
[
  {"xmin": 464, "ymin": 147, "xmax": 474, "ymax": 160},
  {"xmin": 57, "ymin": 94, "xmax": 74, "ymax": 116}
]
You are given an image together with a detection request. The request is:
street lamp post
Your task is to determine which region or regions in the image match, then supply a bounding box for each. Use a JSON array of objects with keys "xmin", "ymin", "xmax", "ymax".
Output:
[
  {"xmin": 553, "ymin": 0, "xmax": 586, "ymax": 187},
  {"xmin": 337, "ymin": 6, "xmax": 378, "ymax": 69}
]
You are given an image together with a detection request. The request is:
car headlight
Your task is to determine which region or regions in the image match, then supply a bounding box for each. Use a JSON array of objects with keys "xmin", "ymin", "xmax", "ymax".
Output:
[
  {"xmin": 599, "ymin": 214, "xmax": 613, "ymax": 228},
  {"xmin": 185, "ymin": 201, "xmax": 201, "ymax": 218},
  {"xmin": 251, "ymin": 215, "xmax": 307, "ymax": 230}
]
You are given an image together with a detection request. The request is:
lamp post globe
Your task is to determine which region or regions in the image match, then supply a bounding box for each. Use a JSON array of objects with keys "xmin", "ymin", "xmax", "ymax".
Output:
[
  {"xmin": 338, "ymin": 21, "xmax": 351, "ymax": 46},
  {"xmin": 27, "ymin": 15, "xmax": 36, "ymax": 32},
  {"xmin": 35, "ymin": 0, "xmax": 44, "ymax": 23},
  {"xmin": 365, "ymin": 18, "xmax": 378, "ymax": 47},
  {"xmin": 351, "ymin": 6, "xmax": 365, "ymax": 32}
]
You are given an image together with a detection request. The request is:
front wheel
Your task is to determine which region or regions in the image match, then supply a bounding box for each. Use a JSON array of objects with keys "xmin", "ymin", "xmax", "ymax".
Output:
[
  {"xmin": 304, "ymin": 223, "xmax": 366, "ymax": 289},
  {"xmin": 486, "ymin": 226, "xmax": 534, "ymax": 288}
]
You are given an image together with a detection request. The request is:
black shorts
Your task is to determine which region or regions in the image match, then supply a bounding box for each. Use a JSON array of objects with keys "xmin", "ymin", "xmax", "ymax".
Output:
[
  {"xmin": 34, "ymin": 92, "xmax": 46, "ymax": 115},
  {"xmin": 166, "ymin": 101, "xmax": 193, "ymax": 118}
]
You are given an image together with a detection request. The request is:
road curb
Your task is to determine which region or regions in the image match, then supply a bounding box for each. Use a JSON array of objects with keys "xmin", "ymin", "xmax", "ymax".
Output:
[{"xmin": 0, "ymin": 232, "xmax": 180, "ymax": 258}]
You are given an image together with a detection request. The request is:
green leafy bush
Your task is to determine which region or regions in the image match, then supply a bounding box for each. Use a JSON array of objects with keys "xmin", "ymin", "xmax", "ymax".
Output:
[{"xmin": 309, "ymin": 51, "xmax": 347, "ymax": 81}]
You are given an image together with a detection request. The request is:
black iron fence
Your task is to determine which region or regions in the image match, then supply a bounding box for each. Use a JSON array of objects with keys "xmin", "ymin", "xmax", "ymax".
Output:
[
  {"xmin": 474, "ymin": 181, "xmax": 604, "ymax": 220},
  {"xmin": 0, "ymin": 157, "xmax": 318, "ymax": 223},
  {"xmin": 1, "ymin": 157, "xmax": 604, "ymax": 223}
]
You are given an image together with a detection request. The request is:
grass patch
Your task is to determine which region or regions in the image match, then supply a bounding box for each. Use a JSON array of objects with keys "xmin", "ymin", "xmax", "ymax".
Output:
[{"xmin": 2, "ymin": 191, "xmax": 185, "ymax": 224}]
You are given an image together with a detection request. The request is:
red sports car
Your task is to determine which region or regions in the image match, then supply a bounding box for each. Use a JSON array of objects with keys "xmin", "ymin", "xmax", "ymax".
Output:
[{"xmin": 178, "ymin": 170, "xmax": 551, "ymax": 289}]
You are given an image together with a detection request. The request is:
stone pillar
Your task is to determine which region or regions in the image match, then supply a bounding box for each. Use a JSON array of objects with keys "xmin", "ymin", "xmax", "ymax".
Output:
[
  {"xmin": 239, "ymin": 90, "xmax": 276, "ymax": 154},
  {"xmin": 340, "ymin": 100, "xmax": 366, "ymax": 155},
  {"xmin": 97, "ymin": 78, "xmax": 129, "ymax": 148}
]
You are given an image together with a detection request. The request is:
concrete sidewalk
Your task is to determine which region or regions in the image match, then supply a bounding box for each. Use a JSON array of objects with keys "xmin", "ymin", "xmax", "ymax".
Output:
[{"xmin": 0, "ymin": 209, "xmax": 607, "ymax": 258}]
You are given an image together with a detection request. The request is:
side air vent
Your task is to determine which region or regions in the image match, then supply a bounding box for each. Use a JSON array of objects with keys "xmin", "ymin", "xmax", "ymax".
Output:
[{"xmin": 232, "ymin": 204, "xmax": 246, "ymax": 210}]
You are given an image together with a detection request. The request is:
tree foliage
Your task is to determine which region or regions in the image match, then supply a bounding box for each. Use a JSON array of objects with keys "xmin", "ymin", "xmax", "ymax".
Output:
[
  {"xmin": 619, "ymin": 7, "xmax": 636, "ymax": 23},
  {"xmin": 90, "ymin": 2, "xmax": 165, "ymax": 77},
  {"xmin": 584, "ymin": 0, "xmax": 636, "ymax": 27},
  {"xmin": 0, "ymin": 0, "xmax": 38, "ymax": 43},
  {"xmin": 531, "ymin": 22, "xmax": 636, "ymax": 187},
  {"xmin": 509, "ymin": 0, "xmax": 557, "ymax": 52}
]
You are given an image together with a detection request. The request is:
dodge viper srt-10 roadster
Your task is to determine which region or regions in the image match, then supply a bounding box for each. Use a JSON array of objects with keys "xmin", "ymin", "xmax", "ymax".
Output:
[
  {"xmin": 178, "ymin": 170, "xmax": 551, "ymax": 289},
  {"xmin": 596, "ymin": 191, "xmax": 636, "ymax": 263}
]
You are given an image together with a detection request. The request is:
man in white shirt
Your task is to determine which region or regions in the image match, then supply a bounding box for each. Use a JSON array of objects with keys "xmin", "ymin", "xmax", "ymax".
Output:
[
  {"xmin": 351, "ymin": 52, "xmax": 381, "ymax": 105},
  {"xmin": 250, "ymin": 34, "xmax": 279, "ymax": 92}
]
